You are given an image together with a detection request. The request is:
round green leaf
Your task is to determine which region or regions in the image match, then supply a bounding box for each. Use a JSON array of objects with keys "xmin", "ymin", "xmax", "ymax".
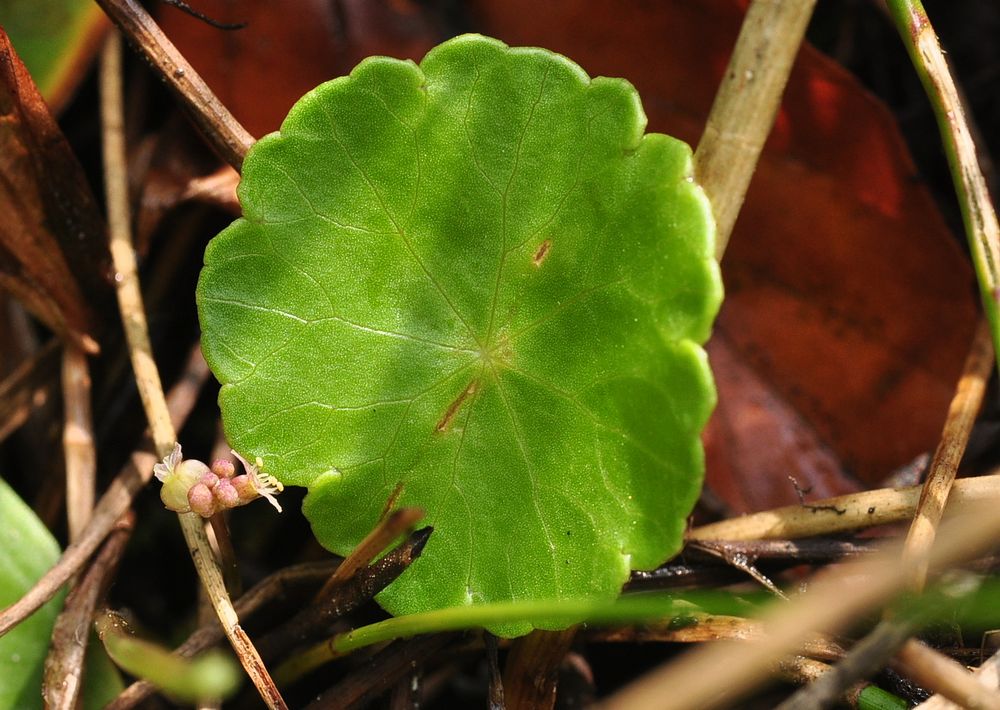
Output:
[{"xmin": 198, "ymin": 34, "xmax": 721, "ymax": 636}]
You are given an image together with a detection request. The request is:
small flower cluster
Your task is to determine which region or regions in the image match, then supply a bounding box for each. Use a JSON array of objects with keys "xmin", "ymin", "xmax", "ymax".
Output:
[{"xmin": 153, "ymin": 444, "xmax": 283, "ymax": 517}]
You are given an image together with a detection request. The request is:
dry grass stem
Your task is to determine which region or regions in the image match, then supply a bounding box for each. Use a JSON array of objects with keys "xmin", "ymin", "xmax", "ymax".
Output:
[
  {"xmin": 694, "ymin": 0, "xmax": 817, "ymax": 258},
  {"xmin": 776, "ymin": 620, "xmax": 916, "ymax": 710},
  {"xmin": 315, "ymin": 505, "xmax": 424, "ymax": 600},
  {"xmin": 590, "ymin": 614, "xmax": 845, "ymax": 662},
  {"xmin": 93, "ymin": 0, "xmax": 253, "ymax": 170},
  {"xmin": 109, "ymin": 561, "xmax": 338, "ymax": 709},
  {"xmin": 687, "ymin": 473, "xmax": 1000, "ymax": 542},
  {"xmin": 901, "ymin": 319, "xmax": 994, "ymax": 589},
  {"xmin": 99, "ymin": 32, "xmax": 284, "ymax": 708},
  {"xmin": 62, "ymin": 345, "xmax": 96, "ymax": 542}
]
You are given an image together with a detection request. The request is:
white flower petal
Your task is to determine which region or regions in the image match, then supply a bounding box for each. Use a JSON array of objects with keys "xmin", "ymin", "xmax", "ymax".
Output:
[{"xmin": 154, "ymin": 443, "xmax": 183, "ymax": 482}]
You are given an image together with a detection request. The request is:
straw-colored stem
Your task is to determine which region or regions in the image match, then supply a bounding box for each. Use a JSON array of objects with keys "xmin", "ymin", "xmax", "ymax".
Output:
[
  {"xmin": 687, "ymin": 473, "xmax": 1000, "ymax": 542},
  {"xmin": 600, "ymin": 501, "xmax": 1000, "ymax": 710},
  {"xmin": 98, "ymin": 32, "xmax": 284, "ymax": 709},
  {"xmin": 895, "ymin": 639, "xmax": 1000, "ymax": 710},
  {"xmin": 62, "ymin": 345, "xmax": 96, "ymax": 542},
  {"xmin": 694, "ymin": 0, "xmax": 818, "ymax": 258},
  {"xmin": 900, "ymin": 319, "xmax": 993, "ymax": 589}
]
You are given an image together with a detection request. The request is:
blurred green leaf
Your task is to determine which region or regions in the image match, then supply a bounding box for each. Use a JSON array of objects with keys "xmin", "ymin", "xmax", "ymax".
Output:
[
  {"xmin": 0, "ymin": 0, "xmax": 106, "ymax": 110},
  {"xmin": 0, "ymin": 477, "xmax": 121, "ymax": 708}
]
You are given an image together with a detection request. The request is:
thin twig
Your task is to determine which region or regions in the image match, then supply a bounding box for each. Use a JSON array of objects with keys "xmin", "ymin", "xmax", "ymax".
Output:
[
  {"xmin": 100, "ymin": 34, "xmax": 172, "ymax": 456},
  {"xmin": 686, "ymin": 473, "xmax": 1000, "ymax": 542},
  {"xmin": 42, "ymin": 513, "xmax": 134, "ymax": 710},
  {"xmin": 776, "ymin": 620, "xmax": 917, "ymax": 710},
  {"xmin": 885, "ymin": 0, "xmax": 1000, "ymax": 365},
  {"xmin": 896, "ymin": 640, "xmax": 1000, "ymax": 710},
  {"xmin": 303, "ymin": 635, "xmax": 457, "ymax": 710},
  {"xmin": 589, "ymin": 613, "xmax": 844, "ymax": 662},
  {"xmin": 692, "ymin": 542, "xmax": 787, "ymax": 599},
  {"xmin": 688, "ymin": 538, "xmax": 878, "ymax": 562},
  {"xmin": 62, "ymin": 345, "xmax": 96, "ymax": 542},
  {"xmin": 0, "ymin": 346, "xmax": 208, "ymax": 636},
  {"xmin": 901, "ymin": 319, "xmax": 994, "ymax": 589},
  {"xmin": 93, "ymin": 0, "xmax": 254, "ymax": 170},
  {"xmin": 693, "ymin": 0, "xmax": 818, "ymax": 257},
  {"xmin": 773, "ymin": 321, "xmax": 994, "ymax": 708},
  {"xmin": 98, "ymin": 32, "xmax": 283, "ymax": 708},
  {"xmin": 261, "ymin": 526, "xmax": 433, "ymax": 674}
]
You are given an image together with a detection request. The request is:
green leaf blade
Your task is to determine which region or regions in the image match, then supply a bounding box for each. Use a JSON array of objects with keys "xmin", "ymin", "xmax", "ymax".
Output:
[
  {"xmin": 0, "ymin": 478, "xmax": 121, "ymax": 708},
  {"xmin": 198, "ymin": 33, "xmax": 721, "ymax": 636}
]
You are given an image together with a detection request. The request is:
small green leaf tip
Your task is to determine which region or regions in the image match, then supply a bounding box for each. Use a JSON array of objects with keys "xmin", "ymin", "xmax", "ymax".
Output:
[{"xmin": 198, "ymin": 33, "xmax": 721, "ymax": 636}]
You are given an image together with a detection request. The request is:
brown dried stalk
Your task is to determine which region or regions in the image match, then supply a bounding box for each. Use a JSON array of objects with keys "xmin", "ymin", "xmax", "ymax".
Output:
[
  {"xmin": 93, "ymin": 0, "xmax": 253, "ymax": 170},
  {"xmin": 42, "ymin": 514, "xmax": 133, "ymax": 710},
  {"xmin": 900, "ymin": 319, "xmax": 994, "ymax": 589}
]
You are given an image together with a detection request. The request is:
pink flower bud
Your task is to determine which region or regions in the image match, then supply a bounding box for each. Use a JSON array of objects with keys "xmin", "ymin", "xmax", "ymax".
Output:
[
  {"xmin": 214, "ymin": 478, "xmax": 240, "ymax": 509},
  {"xmin": 188, "ymin": 482, "xmax": 216, "ymax": 517},
  {"xmin": 199, "ymin": 470, "xmax": 220, "ymax": 488},
  {"xmin": 212, "ymin": 459, "xmax": 236, "ymax": 478},
  {"xmin": 231, "ymin": 474, "xmax": 255, "ymax": 500}
]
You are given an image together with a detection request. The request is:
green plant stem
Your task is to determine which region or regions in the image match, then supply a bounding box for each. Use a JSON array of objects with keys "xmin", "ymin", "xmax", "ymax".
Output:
[
  {"xmin": 886, "ymin": 0, "xmax": 1000, "ymax": 369},
  {"xmin": 95, "ymin": 610, "xmax": 241, "ymax": 702},
  {"xmin": 276, "ymin": 595, "xmax": 706, "ymax": 685},
  {"xmin": 336, "ymin": 596, "xmax": 693, "ymax": 653},
  {"xmin": 857, "ymin": 685, "xmax": 909, "ymax": 710}
]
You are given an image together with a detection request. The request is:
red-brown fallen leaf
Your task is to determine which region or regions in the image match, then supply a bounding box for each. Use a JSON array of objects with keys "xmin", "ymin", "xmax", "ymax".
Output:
[
  {"xmin": 139, "ymin": 1, "xmax": 442, "ymax": 238},
  {"xmin": 156, "ymin": 0, "xmax": 442, "ymax": 139},
  {"xmin": 468, "ymin": 0, "xmax": 978, "ymax": 511},
  {"xmin": 0, "ymin": 28, "xmax": 110, "ymax": 353}
]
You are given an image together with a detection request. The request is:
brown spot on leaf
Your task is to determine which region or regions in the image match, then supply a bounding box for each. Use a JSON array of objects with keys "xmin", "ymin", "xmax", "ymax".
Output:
[
  {"xmin": 435, "ymin": 379, "xmax": 478, "ymax": 433},
  {"xmin": 532, "ymin": 239, "xmax": 551, "ymax": 266}
]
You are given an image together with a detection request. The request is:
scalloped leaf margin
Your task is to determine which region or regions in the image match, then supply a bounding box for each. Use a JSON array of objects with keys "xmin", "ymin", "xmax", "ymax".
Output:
[{"xmin": 198, "ymin": 34, "xmax": 722, "ymax": 636}]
